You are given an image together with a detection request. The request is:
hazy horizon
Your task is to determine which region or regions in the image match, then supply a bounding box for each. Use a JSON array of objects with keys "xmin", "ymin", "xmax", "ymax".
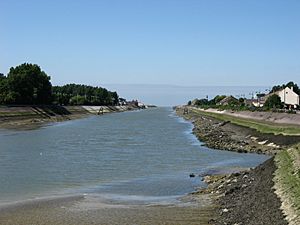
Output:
[{"xmin": 102, "ymin": 84, "xmax": 269, "ymax": 106}]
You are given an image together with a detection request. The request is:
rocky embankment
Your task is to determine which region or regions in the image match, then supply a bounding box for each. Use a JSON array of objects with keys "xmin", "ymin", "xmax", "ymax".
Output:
[
  {"xmin": 176, "ymin": 106, "xmax": 300, "ymax": 225},
  {"xmin": 196, "ymin": 158, "xmax": 287, "ymax": 225},
  {"xmin": 0, "ymin": 105, "xmax": 139, "ymax": 129},
  {"xmin": 176, "ymin": 107, "xmax": 300, "ymax": 155}
]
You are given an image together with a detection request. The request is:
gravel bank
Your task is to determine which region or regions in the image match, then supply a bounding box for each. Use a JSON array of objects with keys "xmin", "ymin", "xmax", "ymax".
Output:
[
  {"xmin": 176, "ymin": 107, "xmax": 300, "ymax": 155},
  {"xmin": 207, "ymin": 158, "xmax": 288, "ymax": 225},
  {"xmin": 176, "ymin": 106, "xmax": 290, "ymax": 225}
]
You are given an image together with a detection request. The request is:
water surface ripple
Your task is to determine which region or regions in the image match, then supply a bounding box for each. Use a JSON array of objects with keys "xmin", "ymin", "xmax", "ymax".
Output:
[{"xmin": 0, "ymin": 107, "xmax": 268, "ymax": 204}]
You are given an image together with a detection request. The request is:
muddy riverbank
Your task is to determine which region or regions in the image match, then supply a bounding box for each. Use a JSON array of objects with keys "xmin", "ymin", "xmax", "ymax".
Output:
[
  {"xmin": 198, "ymin": 158, "xmax": 288, "ymax": 225},
  {"xmin": 176, "ymin": 107, "xmax": 300, "ymax": 155},
  {"xmin": 0, "ymin": 105, "xmax": 138, "ymax": 129},
  {"xmin": 176, "ymin": 106, "xmax": 294, "ymax": 225},
  {"xmin": 0, "ymin": 194, "xmax": 214, "ymax": 225}
]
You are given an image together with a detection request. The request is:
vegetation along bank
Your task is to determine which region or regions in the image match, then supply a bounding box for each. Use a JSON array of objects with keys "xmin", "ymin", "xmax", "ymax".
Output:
[{"xmin": 0, "ymin": 63, "xmax": 120, "ymax": 106}]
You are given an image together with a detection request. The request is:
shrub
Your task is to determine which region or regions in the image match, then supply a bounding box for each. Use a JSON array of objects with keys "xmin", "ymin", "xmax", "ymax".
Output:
[{"xmin": 264, "ymin": 94, "xmax": 283, "ymax": 109}]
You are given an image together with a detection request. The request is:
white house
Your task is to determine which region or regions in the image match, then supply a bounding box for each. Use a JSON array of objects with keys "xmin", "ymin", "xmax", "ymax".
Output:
[{"xmin": 276, "ymin": 87, "xmax": 299, "ymax": 108}]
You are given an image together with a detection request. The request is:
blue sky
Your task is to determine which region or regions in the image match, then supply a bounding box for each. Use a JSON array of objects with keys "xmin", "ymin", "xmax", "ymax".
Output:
[{"xmin": 1, "ymin": 0, "xmax": 300, "ymax": 89}]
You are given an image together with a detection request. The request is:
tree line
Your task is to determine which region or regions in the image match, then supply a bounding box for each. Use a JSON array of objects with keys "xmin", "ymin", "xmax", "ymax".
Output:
[
  {"xmin": 0, "ymin": 63, "xmax": 119, "ymax": 106},
  {"xmin": 269, "ymin": 81, "xmax": 300, "ymax": 95},
  {"xmin": 52, "ymin": 84, "xmax": 119, "ymax": 106}
]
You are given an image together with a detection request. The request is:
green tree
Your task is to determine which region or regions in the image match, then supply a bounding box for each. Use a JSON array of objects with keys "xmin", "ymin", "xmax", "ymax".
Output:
[
  {"xmin": 0, "ymin": 74, "xmax": 8, "ymax": 104},
  {"xmin": 270, "ymin": 81, "xmax": 300, "ymax": 95},
  {"xmin": 6, "ymin": 63, "xmax": 52, "ymax": 104},
  {"xmin": 110, "ymin": 91, "xmax": 119, "ymax": 105},
  {"xmin": 194, "ymin": 98, "xmax": 209, "ymax": 105},
  {"xmin": 69, "ymin": 95, "xmax": 86, "ymax": 105},
  {"xmin": 52, "ymin": 84, "xmax": 120, "ymax": 106},
  {"xmin": 264, "ymin": 94, "xmax": 283, "ymax": 109},
  {"xmin": 285, "ymin": 81, "xmax": 300, "ymax": 95},
  {"xmin": 213, "ymin": 95, "xmax": 226, "ymax": 104}
]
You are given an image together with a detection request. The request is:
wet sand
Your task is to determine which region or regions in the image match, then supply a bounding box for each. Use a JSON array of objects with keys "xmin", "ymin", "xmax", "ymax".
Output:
[{"xmin": 0, "ymin": 195, "xmax": 214, "ymax": 225}]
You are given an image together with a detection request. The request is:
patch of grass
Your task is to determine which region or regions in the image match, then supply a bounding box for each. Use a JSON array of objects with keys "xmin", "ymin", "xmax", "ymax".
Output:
[
  {"xmin": 190, "ymin": 108, "xmax": 300, "ymax": 136},
  {"xmin": 275, "ymin": 147, "xmax": 300, "ymax": 212}
]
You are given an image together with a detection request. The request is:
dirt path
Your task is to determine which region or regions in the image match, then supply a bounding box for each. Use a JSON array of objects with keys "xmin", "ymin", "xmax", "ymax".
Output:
[{"xmin": 202, "ymin": 108, "xmax": 300, "ymax": 126}]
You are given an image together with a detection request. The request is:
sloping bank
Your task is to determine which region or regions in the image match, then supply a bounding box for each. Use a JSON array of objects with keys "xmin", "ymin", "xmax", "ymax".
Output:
[
  {"xmin": 0, "ymin": 105, "xmax": 139, "ymax": 129},
  {"xmin": 176, "ymin": 106, "xmax": 300, "ymax": 225}
]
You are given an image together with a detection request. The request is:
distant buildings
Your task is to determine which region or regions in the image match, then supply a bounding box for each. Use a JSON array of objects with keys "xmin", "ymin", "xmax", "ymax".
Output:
[
  {"xmin": 276, "ymin": 86, "xmax": 299, "ymax": 107},
  {"xmin": 124, "ymin": 99, "xmax": 147, "ymax": 108},
  {"xmin": 137, "ymin": 102, "xmax": 146, "ymax": 108},
  {"xmin": 247, "ymin": 86, "xmax": 299, "ymax": 108},
  {"xmin": 248, "ymin": 94, "xmax": 268, "ymax": 108}
]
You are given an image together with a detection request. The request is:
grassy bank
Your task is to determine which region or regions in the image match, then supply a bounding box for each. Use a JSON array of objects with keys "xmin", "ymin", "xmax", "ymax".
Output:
[
  {"xmin": 189, "ymin": 107, "xmax": 300, "ymax": 136},
  {"xmin": 275, "ymin": 144, "xmax": 300, "ymax": 225}
]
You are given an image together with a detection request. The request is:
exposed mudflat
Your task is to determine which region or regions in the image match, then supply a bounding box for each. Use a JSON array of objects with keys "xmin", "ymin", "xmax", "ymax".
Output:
[{"xmin": 0, "ymin": 195, "xmax": 214, "ymax": 225}]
